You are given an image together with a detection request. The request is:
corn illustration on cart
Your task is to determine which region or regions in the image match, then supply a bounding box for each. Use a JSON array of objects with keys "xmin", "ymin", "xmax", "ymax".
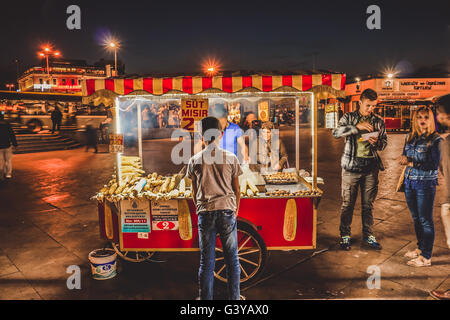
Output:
[{"xmin": 84, "ymin": 73, "xmax": 346, "ymax": 284}]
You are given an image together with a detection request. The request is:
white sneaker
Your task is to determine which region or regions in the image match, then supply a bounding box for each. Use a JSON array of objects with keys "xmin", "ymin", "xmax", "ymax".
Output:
[{"xmin": 5, "ymin": 175, "xmax": 12, "ymax": 179}]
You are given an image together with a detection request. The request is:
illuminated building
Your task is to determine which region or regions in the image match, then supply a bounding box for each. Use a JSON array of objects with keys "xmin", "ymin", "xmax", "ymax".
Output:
[{"xmin": 18, "ymin": 59, "xmax": 112, "ymax": 94}]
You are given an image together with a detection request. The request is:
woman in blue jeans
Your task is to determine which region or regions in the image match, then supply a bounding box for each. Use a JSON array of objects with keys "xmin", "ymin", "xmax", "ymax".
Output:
[{"xmin": 399, "ymin": 107, "xmax": 442, "ymax": 267}]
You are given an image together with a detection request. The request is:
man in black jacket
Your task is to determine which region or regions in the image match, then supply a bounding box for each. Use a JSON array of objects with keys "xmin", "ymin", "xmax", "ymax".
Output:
[
  {"xmin": 0, "ymin": 112, "xmax": 18, "ymax": 179},
  {"xmin": 51, "ymin": 106, "xmax": 63, "ymax": 134}
]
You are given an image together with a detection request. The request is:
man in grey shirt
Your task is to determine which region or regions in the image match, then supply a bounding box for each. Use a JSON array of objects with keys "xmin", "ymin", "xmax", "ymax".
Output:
[{"xmin": 187, "ymin": 116, "xmax": 243, "ymax": 300}]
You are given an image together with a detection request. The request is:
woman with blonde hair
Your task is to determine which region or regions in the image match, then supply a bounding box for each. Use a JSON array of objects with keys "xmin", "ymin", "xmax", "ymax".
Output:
[{"xmin": 399, "ymin": 106, "xmax": 442, "ymax": 267}]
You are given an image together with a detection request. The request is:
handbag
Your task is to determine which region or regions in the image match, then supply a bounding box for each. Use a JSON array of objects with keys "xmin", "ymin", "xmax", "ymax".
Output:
[{"xmin": 396, "ymin": 166, "xmax": 407, "ymax": 193}]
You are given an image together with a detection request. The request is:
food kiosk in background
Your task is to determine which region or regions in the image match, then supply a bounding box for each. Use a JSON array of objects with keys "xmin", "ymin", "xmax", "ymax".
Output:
[
  {"xmin": 345, "ymin": 77, "xmax": 450, "ymax": 131},
  {"xmin": 83, "ymin": 73, "xmax": 346, "ymax": 284}
]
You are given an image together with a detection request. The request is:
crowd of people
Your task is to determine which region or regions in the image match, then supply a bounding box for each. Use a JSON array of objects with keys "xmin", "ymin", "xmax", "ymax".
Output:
[
  {"xmin": 189, "ymin": 91, "xmax": 450, "ymax": 300},
  {"xmin": 141, "ymin": 104, "xmax": 182, "ymax": 129}
]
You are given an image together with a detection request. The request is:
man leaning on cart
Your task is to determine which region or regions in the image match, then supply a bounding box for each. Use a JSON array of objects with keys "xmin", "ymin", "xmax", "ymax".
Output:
[{"xmin": 332, "ymin": 89, "xmax": 387, "ymax": 251}]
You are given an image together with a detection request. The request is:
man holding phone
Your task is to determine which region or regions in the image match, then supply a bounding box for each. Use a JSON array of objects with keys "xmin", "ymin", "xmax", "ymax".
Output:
[{"xmin": 332, "ymin": 89, "xmax": 387, "ymax": 251}]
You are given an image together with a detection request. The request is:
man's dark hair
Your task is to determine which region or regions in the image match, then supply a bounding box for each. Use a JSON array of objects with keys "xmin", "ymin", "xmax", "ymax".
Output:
[
  {"xmin": 360, "ymin": 89, "xmax": 378, "ymax": 102},
  {"xmin": 437, "ymin": 94, "xmax": 450, "ymax": 115},
  {"xmin": 201, "ymin": 117, "xmax": 222, "ymax": 144}
]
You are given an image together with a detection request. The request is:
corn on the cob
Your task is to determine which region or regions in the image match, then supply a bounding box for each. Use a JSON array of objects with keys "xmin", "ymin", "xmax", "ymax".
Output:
[
  {"xmin": 178, "ymin": 200, "xmax": 192, "ymax": 241},
  {"xmin": 179, "ymin": 178, "xmax": 186, "ymax": 196},
  {"xmin": 167, "ymin": 176, "xmax": 176, "ymax": 192},
  {"xmin": 104, "ymin": 202, "xmax": 114, "ymax": 240},
  {"xmin": 108, "ymin": 183, "xmax": 118, "ymax": 195},
  {"xmin": 247, "ymin": 180, "xmax": 259, "ymax": 195},
  {"xmin": 283, "ymin": 199, "xmax": 297, "ymax": 242},
  {"xmin": 160, "ymin": 178, "xmax": 170, "ymax": 193}
]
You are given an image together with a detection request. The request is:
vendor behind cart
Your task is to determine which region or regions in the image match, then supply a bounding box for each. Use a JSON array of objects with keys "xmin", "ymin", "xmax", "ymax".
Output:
[
  {"xmin": 249, "ymin": 121, "xmax": 288, "ymax": 172},
  {"xmin": 203, "ymin": 104, "xmax": 249, "ymax": 163}
]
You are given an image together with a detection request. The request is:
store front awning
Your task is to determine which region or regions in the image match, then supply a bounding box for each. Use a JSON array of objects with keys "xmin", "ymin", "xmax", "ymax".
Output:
[{"xmin": 81, "ymin": 74, "xmax": 346, "ymax": 106}]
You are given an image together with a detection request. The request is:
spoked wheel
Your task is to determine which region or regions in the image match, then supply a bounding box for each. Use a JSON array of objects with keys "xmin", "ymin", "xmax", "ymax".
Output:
[
  {"xmin": 111, "ymin": 242, "xmax": 155, "ymax": 263},
  {"xmin": 214, "ymin": 222, "xmax": 267, "ymax": 285}
]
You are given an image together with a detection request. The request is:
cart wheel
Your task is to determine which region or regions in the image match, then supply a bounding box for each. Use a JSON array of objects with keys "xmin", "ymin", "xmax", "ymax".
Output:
[
  {"xmin": 214, "ymin": 222, "xmax": 267, "ymax": 285},
  {"xmin": 111, "ymin": 242, "xmax": 155, "ymax": 263}
]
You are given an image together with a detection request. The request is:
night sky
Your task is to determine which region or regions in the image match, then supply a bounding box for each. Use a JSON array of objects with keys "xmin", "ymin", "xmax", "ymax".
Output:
[{"xmin": 0, "ymin": 0, "xmax": 449, "ymax": 86}]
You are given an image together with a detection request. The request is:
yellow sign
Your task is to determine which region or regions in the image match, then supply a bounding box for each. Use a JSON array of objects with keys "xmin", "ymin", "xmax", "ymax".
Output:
[
  {"xmin": 258, "ymin": 101, "xmax": 269, "ymax": 122},
  {"xmin": 325, "ymin": 104, "xmax": 339, "ymax": 113},
  {"xmin": 181, "ymin": 99, "xmax": 209, "ymax": 132}
]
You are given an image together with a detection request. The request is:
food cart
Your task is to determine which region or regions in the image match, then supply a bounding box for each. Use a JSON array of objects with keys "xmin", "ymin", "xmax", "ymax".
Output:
[
  {"xmin": 83, "ymin": 73, "xmax": 346, "ymax": 284},
  {"xmin": 374, "ymin": 103, "xmax": 412, "ymax": 131}
]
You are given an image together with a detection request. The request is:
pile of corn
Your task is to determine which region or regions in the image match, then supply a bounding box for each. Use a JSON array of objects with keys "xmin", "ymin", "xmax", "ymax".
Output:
[
  {"xmin": 240, "ymin": 178, "xmax": 260, "ymax": 198},
  {"xmin": 93, "ymin": 156, "xmax": 192, "ymax": 202}
]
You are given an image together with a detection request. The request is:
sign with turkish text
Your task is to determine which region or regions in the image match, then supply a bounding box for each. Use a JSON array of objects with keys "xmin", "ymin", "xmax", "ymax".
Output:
[
  {"xmin": 151, "ymin": 200, "xmax": 179, "ymax": 231},
  {"xmin": 120, "ymin": 199, "xmax": 151, "ymax": 234},
  {"xmin": 109, "ymin": 134, "xmax": 124, "ymax": 153},
  {"xmin": 181, "ymin": 99, "xmax": 209, "ymax": 132}
]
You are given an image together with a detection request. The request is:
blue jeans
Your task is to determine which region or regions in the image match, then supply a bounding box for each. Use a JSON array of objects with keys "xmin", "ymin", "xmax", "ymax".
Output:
[
  {"xmin": 405, "ymin": 185, "xmax": 436, "ymax": 260},
  {"xmin": 198, "ymin": 210, "xmax": 240, "ymax": 300}
]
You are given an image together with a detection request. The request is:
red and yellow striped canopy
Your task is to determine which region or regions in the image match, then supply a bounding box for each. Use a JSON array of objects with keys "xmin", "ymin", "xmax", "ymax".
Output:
[{"xmin": 82, "ymin": 74, "xmax": 346, "ymax": 97}]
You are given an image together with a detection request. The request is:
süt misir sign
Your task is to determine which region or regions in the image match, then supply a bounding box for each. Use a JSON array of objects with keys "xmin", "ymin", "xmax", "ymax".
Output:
[{"xmin": 181, "ymin": 99, "xmax": 209, "ymax": 132}]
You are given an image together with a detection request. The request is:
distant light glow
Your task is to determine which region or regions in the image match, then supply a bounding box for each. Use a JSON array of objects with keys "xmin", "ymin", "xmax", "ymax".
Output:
[
  {"xmin": 383, "ymin": 66, "xmax": 398, "ymax": 79},
  {"xmin": 38, "ymin": 44, "xmax": 61, "ymax": 58},
  {"xmin": 202, "ymin": 58, "xmax": 221, "ymax": 76},
  {"xmin": 103, "ymin": 36, "xmax": 120, "ymax": 51}
]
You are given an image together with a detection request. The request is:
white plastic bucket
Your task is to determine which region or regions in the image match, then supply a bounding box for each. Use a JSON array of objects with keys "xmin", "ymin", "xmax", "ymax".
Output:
[{"xmin": 88, "ymin": 249, "xmax": 117, "ymax": 280}]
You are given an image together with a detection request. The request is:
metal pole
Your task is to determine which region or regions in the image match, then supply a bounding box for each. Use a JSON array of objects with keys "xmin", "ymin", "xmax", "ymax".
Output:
[
  {"xmin": 312, "ymin": 93, "xmax": 318, "ymax": 190},
  {"xmin": 295, "ymin": 97, "xmax": 300, "ymax": 172},
  {"xmin": 115, "ymin": 98, "xmax": 121, "ymax": 185},
  {"xmin": 137, "ymin": 103, "xmax": 143, "ymax": 162},
  {"xmin": 114, "ymin": 49, "xmax": 118, "ymax": 75},
  {"xmin": 46, "ymin": 55, "xmax": 50, "ymax": 80}
]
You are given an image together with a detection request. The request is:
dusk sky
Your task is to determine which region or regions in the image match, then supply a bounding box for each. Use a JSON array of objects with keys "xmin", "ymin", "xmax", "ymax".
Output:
[{"xmin": 0, "ymin": 0, "xmax": 449, "ymax": 85}]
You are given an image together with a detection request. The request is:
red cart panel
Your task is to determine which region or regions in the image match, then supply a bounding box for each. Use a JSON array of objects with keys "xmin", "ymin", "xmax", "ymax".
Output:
[{"xmin": 98, "ymin": 197, "xmax": 316, "ymax": 252}]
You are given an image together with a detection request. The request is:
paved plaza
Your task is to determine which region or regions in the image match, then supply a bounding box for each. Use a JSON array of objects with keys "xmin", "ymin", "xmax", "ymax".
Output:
[{"xmin": 0, "ymin": 130, "xmax": 449, "ymax": 300}]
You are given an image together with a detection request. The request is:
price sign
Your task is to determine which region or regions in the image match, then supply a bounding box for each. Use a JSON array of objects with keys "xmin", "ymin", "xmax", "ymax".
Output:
[
  {"xmin": 181, "ymin": 99, "xmax": 209, "ymax": 132},
  {"xmin": 151, "ymin": 200, "xmax": 179, "ymax": 231},
  {"xmin": 109, "ymin": 134, "xmax": 124, "ymax": 153}
]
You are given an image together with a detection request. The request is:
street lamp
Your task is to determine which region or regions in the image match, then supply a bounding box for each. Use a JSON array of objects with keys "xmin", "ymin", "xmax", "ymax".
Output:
[
  {"xmin": 107, "ymin": 41, "xmax": 119, "ymax": 76},
  {"xmin": 5, "ymin": 84, "xmax": 15, "ymax": 91},
  {"xmin": 38, "ymin": 46, "xmax": 62, "ymax": 85},
  {"xmin": 203, "ymin": 58, "xmax": 220, "ymax": 76}
]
